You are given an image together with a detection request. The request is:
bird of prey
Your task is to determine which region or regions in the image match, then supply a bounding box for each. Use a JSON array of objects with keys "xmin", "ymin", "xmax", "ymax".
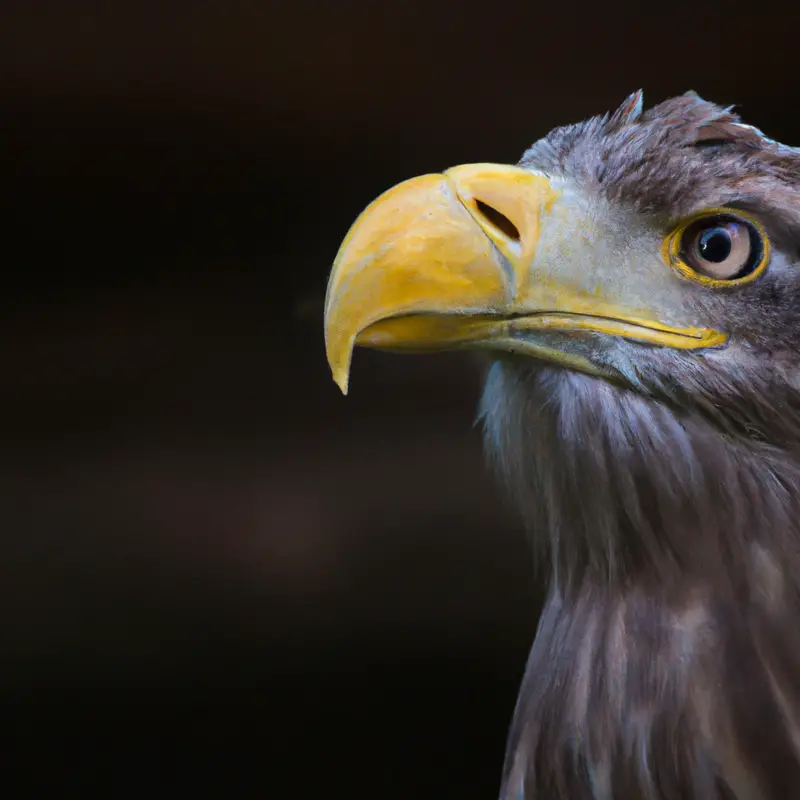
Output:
[{"xmin": 322, "ymin": 91, "xmax": 800, "ymax": 799}]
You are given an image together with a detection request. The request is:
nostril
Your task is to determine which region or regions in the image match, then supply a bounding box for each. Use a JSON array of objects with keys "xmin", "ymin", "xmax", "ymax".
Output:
[{"xmin": 474, "ymin": 200, "xmax": 521, "ymax": 242}]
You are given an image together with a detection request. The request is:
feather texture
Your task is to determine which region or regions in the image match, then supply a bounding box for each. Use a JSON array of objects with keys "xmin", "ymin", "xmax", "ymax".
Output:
[{"xmin": 481, "ymin": 365, "xmax": 800, "ymax": 799}]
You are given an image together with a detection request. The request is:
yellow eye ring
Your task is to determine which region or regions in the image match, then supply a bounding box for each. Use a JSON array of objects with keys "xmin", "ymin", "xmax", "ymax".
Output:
[{"xmin": 662, "ymin": 207, "xmax": 771, "ymax": 288}]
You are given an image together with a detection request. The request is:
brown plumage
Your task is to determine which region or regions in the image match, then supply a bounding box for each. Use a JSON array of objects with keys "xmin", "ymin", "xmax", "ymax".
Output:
[{"xmin": 324, "ymin": 92, "xmax": 800, "ymax": 798}]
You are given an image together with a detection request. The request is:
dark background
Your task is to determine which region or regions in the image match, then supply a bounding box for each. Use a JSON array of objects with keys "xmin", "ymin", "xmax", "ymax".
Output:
[{"xmin": 1, "ymin": 1, "xmax": 798, "ymax": 796}]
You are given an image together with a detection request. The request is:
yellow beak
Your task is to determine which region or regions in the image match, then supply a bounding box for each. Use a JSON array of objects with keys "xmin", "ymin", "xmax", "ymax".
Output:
[{"xmin": 324, "ymin": 163, "xmax": 726, "ymax": 394}]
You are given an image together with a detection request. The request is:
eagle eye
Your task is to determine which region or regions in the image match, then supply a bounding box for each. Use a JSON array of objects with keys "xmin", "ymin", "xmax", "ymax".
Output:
[{"xmin": 665, "ymin": 210, "xmax": 770, "ymax": 287}]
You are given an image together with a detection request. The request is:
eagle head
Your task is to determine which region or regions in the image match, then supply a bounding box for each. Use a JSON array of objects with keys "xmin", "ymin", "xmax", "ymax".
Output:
[{"xmin": 322, "ymin": 92, "xmax": 800, "ymax": 799}]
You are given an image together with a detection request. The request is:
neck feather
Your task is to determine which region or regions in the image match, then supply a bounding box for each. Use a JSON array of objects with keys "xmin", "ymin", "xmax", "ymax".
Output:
[
  {"xmin": 480, "ymin": 361, "xmax": 800, "ymax": 799},
  {"xmin": 479, "ymin": 361, "xmax": 800, "ymax": 593}
]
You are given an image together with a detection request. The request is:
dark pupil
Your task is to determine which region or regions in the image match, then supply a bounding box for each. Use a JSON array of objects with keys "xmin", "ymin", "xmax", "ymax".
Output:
[{"xmin": 698, "ymin": 227, "xmax": 732, "ymax": 263}]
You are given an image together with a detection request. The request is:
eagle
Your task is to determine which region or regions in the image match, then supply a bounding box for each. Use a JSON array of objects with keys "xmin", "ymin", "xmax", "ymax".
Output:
[{"xmin": 322, "ymin": 92, "xmax": 800, "ymax": 799}]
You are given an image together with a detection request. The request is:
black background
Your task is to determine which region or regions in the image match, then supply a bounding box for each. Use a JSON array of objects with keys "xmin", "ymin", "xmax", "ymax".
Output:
[{"xmin": 2, "ymin": 1, "xmax": 798, "ymax": 796}]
